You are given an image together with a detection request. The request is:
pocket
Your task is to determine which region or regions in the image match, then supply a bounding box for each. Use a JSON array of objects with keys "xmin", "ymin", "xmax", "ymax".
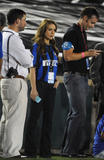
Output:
[
  {"xmin": 1, "ymin": 79, "xmax": 21, "ymax": 100},
  {"xmin": 64, "ymin": 72, "xmax": 72, "ymax": 85}
]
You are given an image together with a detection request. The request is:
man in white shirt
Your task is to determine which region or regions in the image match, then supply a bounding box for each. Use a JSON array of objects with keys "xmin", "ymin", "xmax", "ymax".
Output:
[{"xmin": 0, "ymin": 8, "xmax": 33, "ymax": 158}]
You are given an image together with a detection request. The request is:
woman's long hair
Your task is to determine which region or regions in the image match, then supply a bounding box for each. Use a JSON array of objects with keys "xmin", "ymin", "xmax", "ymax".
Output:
[{"xmin": 32, "ymin": 18, "xmax": 59, "ymax": 55}]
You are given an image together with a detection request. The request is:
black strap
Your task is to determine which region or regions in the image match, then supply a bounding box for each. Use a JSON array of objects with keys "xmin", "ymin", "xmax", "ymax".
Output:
[
  {"xmin": 7, "ymin": 33, "xmax": 14, "ymax": 69},
  {"xmin": 3, "ymin": 31, "xmax": 19, "ymax": 70}
]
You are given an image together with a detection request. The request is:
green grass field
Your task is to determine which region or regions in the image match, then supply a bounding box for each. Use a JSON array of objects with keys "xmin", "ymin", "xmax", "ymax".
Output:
[
  {"xmin": 27, "ymin": 157, "xmax": 98, "ymax": 160},
  {"xmin": 0, "ymin": 156, "xmax": 101, "ymax": 160}
]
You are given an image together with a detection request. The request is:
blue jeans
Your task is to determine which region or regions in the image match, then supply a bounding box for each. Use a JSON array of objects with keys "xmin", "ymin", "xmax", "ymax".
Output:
[{"xmin": 62, "ymin": 72, "xmax": 89, "ymax": 155}]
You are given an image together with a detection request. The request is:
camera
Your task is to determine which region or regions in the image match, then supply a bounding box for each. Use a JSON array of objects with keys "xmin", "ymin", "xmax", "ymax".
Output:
[{"xmin": 6, "ymin": 67, "xmax": 18, "ymax": 78}]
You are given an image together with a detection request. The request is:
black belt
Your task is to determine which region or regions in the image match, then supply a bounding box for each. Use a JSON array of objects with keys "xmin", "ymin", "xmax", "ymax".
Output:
[
  {"xmin": 15, "ymin": 75, "xmax": 25, "ymax": 80},
  {"xmin": 2, "ymin": 75, "xmax": 25, "ymax": 80},
  {"xmin": 64, "ymin": 71, "xmax": 88, "ymax": 77}
]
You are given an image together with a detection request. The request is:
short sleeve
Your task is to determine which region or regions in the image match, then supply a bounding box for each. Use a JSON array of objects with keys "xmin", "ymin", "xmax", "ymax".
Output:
[
  {"xmin": 62, "ymin": 41, "xmax": 74, "ymax": 50},
  {"xmin": 32, "ymin": 43, "xmax": 38, "ymax": 67},
  {"xmin": 63, "ymin": 29, "xmax": 77, "ymax": 50}
]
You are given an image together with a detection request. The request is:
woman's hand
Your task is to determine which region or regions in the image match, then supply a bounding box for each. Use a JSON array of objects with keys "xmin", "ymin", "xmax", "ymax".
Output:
[
  {"xmin": 30, "ymin": 88, "xmax": 38, "ymax": 101},
  {"xmin": 53, "ymin": 79, "xmax": 59, "ymax": 89}
]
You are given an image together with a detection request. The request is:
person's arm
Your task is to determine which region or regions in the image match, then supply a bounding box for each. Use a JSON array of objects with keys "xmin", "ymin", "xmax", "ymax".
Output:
[
  {"xmin": 30, "ymin": 67, "xmax": 38, "ymax": 101},
  {"xmin": 53, "ymin": 76, "xmax": 60, "ymax": 89},
  {"xmin": 30, "ymin": 44, "xmax": 39, "ymax": 101},
  {"xmin": 10, "ymin": 35, "xmax": 33, "ymax": 68},
  {"xmin": 62, "ymin": 30, "xmax": 101, "ymax": 61},
  {"xmin": 63, "ymin": 47, "xmax": 101, "ymax": 61}
]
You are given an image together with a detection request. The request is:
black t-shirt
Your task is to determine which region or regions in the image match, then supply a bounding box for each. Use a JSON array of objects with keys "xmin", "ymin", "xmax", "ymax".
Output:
[{"xmin": 63, "ymin": 23, "xmax": 89, "ymax": 73}]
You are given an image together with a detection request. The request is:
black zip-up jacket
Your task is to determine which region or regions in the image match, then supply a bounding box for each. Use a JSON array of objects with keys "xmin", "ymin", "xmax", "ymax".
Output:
[
  {"xmin": 90, "ymin": 42, "xmax": 104, "ymax": 86},
  {"xmin": 90, "ymin": 42, "xmax": 104, "ymax": 101}
]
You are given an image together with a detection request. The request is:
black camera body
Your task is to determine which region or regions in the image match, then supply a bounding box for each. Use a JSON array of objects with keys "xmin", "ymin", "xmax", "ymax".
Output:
[{"xmin": 6, "ymin": 67, "xmax": 18, "ymax": 78}]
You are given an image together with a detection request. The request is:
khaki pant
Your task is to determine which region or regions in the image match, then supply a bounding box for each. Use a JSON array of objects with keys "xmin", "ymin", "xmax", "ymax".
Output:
[{"xmin": 0, "ymin": 78, "xmax": 27, "ymax": 158}]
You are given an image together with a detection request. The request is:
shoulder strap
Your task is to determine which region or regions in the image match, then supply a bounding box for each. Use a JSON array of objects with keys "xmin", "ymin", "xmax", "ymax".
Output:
[
  {"xmin": 3, "ymin": 31, "xmax": 21, "ymax": 71},
  {"xmin": 7, "ymin": 33, "xmax": 14, "ymax": 69},
  {"xmin": 2, "ymin": 31, "xmax": 15, "ymax": 69}
]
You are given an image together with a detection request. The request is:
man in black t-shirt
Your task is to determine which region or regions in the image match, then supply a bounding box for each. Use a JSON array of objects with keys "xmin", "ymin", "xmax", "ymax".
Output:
[{"xmin": 61, "ymin": 7, "xmax": 101, "ymax": 157}]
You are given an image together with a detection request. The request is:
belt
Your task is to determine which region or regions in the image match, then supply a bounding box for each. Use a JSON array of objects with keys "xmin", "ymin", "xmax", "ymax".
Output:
[
  {"xmin": 15, "ymin": 75, "xmax": 25, "ymax": 80},
  {"xmin": 64, "ymin": 71, "xmax": 88, "ymax": 77},
  {"xmin": 1, "ymin": 75, "xmax": 25, "ymax": 80}
]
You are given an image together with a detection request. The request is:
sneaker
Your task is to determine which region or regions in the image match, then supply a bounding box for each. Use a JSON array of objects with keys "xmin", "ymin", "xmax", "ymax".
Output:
[
  {"xmin": 21, "ymin": 152, "xmax": 37, "ymax": 158},
  {"xmin": 40, "ymin": 154, "xmax": 51, "ymax": 158},
  {"xmin": 22, "ymin": 154, "xmax": 36, "ymax": 158},
  {"xmin": 68, "ymin": 154, "xmax": 88, "ymax": 158},
  {"xmin": 10, "ymin": 155, "xmax": 21, "ymax": 158},
  {"xmin": 60, "ymin": 152, "xmax": 69, "ymax": 157}
]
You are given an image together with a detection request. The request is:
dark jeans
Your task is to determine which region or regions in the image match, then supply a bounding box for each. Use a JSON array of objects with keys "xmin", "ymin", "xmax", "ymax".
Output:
[
  {"xmin": 24, "ymin": 81, "xmax": 56, "ymax": 156},
  {"xmin": 62, "ymin": 72, "xmax": 89, "ymax": 155}
]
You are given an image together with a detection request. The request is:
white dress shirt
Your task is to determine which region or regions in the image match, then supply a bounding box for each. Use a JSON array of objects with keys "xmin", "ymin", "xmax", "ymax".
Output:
[{"xmin": 1, "ymin": 27, "xmax": 33, "ymax": 78}]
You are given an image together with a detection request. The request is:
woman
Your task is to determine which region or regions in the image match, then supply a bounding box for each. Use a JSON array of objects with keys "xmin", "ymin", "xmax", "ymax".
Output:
[{"xmin": 24, "ymin": 18, "xmax": 59, "ymax": 158}]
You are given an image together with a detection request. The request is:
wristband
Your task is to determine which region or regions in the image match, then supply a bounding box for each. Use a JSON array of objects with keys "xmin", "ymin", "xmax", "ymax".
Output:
[{"xmin": 81, "ymin": 52, "xmax": 85, "ymax": 58}]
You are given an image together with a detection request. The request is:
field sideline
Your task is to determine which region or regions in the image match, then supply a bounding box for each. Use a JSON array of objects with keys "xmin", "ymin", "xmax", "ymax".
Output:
[{"xmin": 0, "ymin": 156, "xmax": 101, "ymax": 160}]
